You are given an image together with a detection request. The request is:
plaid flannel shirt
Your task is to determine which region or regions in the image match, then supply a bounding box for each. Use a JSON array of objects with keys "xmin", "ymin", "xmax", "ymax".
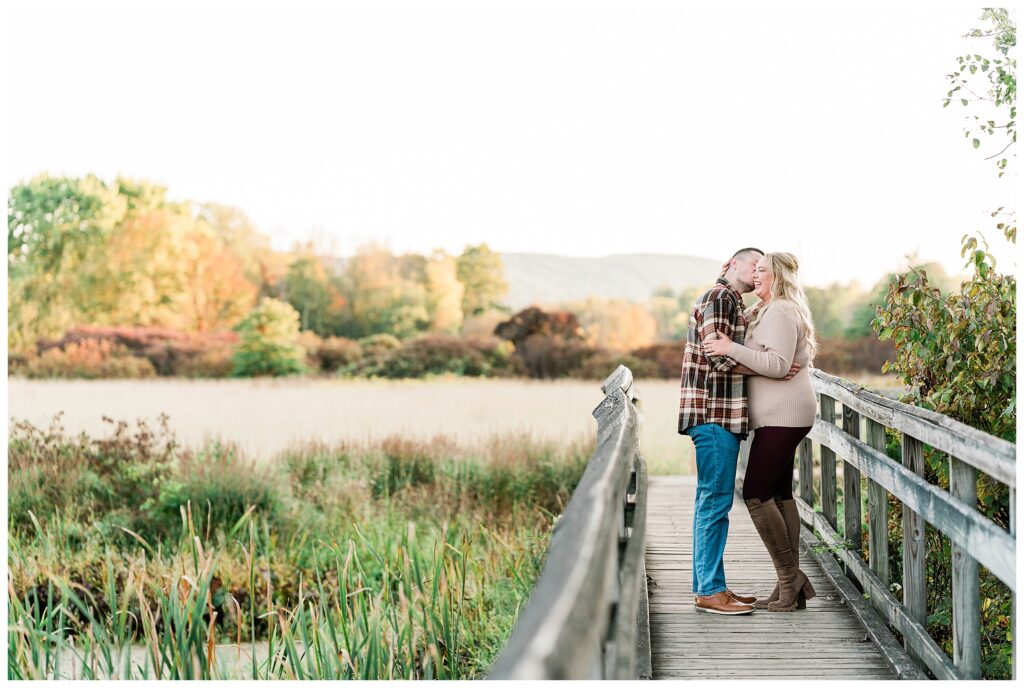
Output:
[{"xmin": 677, "ymin": 277, "xmax": 749, "ymax": 436}]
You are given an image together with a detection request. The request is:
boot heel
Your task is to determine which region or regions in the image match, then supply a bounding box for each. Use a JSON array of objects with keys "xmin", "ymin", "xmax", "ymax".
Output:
[{"xmin": 801, "ymin": 577, "xmax": 816, "ymax": 601}]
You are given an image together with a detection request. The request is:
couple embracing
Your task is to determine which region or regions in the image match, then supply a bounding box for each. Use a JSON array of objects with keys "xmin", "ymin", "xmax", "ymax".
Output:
[{"xmin": 678, "ymin": 247, "xmax": 819, "ymax": 615}]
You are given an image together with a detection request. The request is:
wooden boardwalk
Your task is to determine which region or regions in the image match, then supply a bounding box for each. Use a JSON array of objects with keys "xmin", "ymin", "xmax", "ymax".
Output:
[{"xmin": 646, "ymin": 476, "xmax": 896, "ymax": 680}]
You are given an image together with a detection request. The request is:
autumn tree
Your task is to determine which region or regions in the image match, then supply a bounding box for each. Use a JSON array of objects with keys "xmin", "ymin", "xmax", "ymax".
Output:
[
  {"xmin": 456, "ymin": 244, "xmax": 508, "ymax": 316},
  {"xmin": 561, "ymin": 296, "xmax": 658, "ymax": 351},
  {"xmin": 196, "ymin": 203, "xmax": 286, "ymax": 297},
  {"xmin": 424, "ymin": 249, "xmax": 465, "ymax": 334},
  {"xmin": 279, "ymin": 245, "xmax": 341, "ymax": 336},
  {"xmin": 336, "ymin": 244, "xmax": 429, "ymax": 339},
  {"xmin": 7, "ymin": 174, "xmax": 126, "ymax": 351}
]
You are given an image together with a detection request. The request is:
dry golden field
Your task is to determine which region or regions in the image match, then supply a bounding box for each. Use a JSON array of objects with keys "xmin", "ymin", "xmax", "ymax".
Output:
[{"xmin": 7, "ymin": 377, "xmax": 696, "ymax": 475}]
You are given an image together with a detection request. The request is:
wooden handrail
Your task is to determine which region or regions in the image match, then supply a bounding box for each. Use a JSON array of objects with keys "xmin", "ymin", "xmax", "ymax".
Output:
[
  {"xmin": 792, "ymin": 369, "xmax": 1017, "ymax": 680},
  {"xmin": 811, "ymin": 370, "xmax": 1015, "ymax": 485},
  {"xmin": 487, "ymin": 365, "xmax": 651, "ymax": 679}
]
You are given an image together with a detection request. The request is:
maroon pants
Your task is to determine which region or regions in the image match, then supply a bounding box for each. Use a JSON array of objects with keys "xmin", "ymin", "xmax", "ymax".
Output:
[{"xmin": 742, "ymin": 425, "xmax": 813, "ymax": 502}]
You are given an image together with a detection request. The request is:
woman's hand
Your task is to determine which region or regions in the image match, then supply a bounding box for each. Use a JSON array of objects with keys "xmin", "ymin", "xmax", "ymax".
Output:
[{"xmin": 702, "ymin": 332, "xmax": 733, "ymax": 357}]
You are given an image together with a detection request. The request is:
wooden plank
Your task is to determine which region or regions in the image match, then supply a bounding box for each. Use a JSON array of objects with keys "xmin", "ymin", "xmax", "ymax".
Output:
[
  {"xmin": 810, "ymin": 420, "xmax": 1015, "ymax": 590},
  {"xmin": 617, "ymin": 455, "xmax": 651, "ymax": 680},
  {"xmin": 810, "ymin": 370, "xmax": 1015, "ymax": 486},
  {"xmin": 1013, "ymin": 486, "xmax": 1018, "ymax": 682},
  {"xmin": 795, "ymin": 499, "xmax": 960, "ymax": 679},
  {"xmin": 900, "ymin": 433, "xmax": 927, "ymax": 666},
  {"xmin": 645, "ymin": 476, "xmax": 896, "ymax": 680},
  {"xmin": 842, "ymin": 406, "xmax": 863, "ymax": 561},
  {"xmin": 820, "ymin": 395, "xmax": 838, "ymax": 530},
  {"xmin": 865, "ymin": 418, "xmax": 889, "ymax": 589},
  {"xmin": 799, "ymin": 436, "xmax": 814, "ymax": 507},
  {"xmin": 790, "ymin": 509, "xmax": 927, "ymax": 680},
  {"xmin": 950, "ymin": 456, "xmax": 981, "ymax": 679}
]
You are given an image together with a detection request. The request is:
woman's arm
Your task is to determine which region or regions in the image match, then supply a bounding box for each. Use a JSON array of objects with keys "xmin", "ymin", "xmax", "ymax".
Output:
[
  {"xmin": 726, "ymin": 304, "xmax": 798, "ymax": 378},
  {"xmin": 733, "ymin": 362, "xmax": 801, "ymax": 379}
]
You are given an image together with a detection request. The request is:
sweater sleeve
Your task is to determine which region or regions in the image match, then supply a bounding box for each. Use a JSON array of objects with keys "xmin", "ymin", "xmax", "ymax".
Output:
[{"xmin": 726, "ymin": 303, "xmax": 798, "ymax": 378}]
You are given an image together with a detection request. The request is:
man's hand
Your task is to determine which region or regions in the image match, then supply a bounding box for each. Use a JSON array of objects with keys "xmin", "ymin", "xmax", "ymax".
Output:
[{"xmin": 783, "ymin": 362, "xmax": 801, "ymax": 380}]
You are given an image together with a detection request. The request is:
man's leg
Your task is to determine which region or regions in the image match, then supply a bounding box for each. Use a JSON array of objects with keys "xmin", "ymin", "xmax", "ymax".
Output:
[
  {"xmin": 688, "ymin": 424, "xmax": 739, "ymax": 596},
  {"xmin": 694, "ymin": 424, "xmax": 740, "ymax": 596}
]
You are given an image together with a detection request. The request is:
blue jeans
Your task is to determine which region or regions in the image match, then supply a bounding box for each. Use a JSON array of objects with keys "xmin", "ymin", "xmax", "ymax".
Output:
[{"xmin": 685, "ymin": 423, "xmax": 742, "ymax": 596}]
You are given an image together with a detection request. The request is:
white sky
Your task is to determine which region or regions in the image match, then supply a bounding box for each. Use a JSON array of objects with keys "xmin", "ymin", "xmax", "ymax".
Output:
[{"xmin": 4, "ymin": 0, "xmax": 1018, "ymax": 287}]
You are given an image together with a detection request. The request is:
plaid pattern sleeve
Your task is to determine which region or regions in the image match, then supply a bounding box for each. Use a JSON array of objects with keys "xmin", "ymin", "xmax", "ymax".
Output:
[
  {"xmin": 698, "ymin": 298, "xmax": 739, "ymax": 373},
  {"xmin": 677, "ymin": 278, "xmax": 748, "ymax": 436}
]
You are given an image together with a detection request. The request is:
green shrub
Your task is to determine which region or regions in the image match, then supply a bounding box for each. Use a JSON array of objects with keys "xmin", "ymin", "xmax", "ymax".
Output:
[
  {"xmin": 315, "ymin": 336, "xmax": 362, "ymax": 372},
  {"xmin": 142, "ymin": 442, "xmax": 284, "ymax": 542},
  {"xmin": 570, "ymin": 351, "xmax": 659, "ymax": 380},
  {"xmin": 231, "ymin": 297, "xmax": 307, "ymax": 377},
  {"xmin": 874, "ymin": 231, "xmax": 1014, "ymax": 679},
  {"xmin": 357, "ymin": 333, "xmax": 401, "ymax": 358},
  {"xmin": 345, "ymin": 334, "xmax": 520, "ymax": 379}
]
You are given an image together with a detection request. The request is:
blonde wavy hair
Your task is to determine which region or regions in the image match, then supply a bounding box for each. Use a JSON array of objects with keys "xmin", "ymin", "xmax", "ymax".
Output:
[{"xmin": 746, "ymin": 252, "xmax": 818, "ymax": 363}]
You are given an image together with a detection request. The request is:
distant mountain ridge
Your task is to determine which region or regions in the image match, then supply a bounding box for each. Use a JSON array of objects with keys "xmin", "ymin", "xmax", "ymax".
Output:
[
  {"xmin": 500, "ymin": 253, "xmax": 724, "ymax": 308},
  {"xmin": 328, "ymin": 252, "xmax": 725, "ymax": 309}
]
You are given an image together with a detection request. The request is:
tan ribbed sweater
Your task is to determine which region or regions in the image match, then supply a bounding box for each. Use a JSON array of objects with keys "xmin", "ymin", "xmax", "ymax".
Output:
[{"xmin": 727, "ymin": 300, "xmax": 817, "ymax": 430}]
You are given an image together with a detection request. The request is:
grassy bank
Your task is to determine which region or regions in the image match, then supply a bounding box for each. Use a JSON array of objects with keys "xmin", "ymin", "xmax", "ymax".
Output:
[{"xmin": 7, "ymin": 415, "xmax": 591, "ymax": 679}]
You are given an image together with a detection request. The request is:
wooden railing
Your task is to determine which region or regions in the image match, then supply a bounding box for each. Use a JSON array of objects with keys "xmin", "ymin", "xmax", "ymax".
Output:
[
  {"xmin": 782, "ymin": 369, "xmax": 1016, "ymax": 680},
  {"xmin": 487, "ymin": 365, "xmax": 651, "ymax": 679}
]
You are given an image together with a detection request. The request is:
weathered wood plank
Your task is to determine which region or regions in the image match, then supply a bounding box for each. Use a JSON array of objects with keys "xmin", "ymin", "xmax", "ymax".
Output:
[
  {"xmin": 901, "ymin": 433, "xmax": 928, "ymax": 666},
  {"xmin": 950, "ymin": 455, "xmax": 981, "ymax": 679},
  {"xmin": 865, "ymin": 418, "xmax": 889, "ymax": 589},
  {"xmin": 488, "ymin": 365, "xmax": 644, "ymax": 680},
  {"xmin": 645, "ymin": 476, "xmax": 896, "ymax": 680},
  {"xmin": 810, "ymin": 419, "xmax": 1015, "ymax": 589},
  {"xmin": 842, "ymin": 405, "xmax": 863, "ymax": 562},
  {"xmin": 617, "ymin": 455, "xmax": 651, "ymax": 680},
  {"xmin": 791, "ymin": 508, "xmax": 927, "ymax": 680},
  {"xmin": 795, "ymin": 499, "xmax": 960, "ymax": 680},
  {"xmin": 820, "ymin": 395, "xmax": 838, "ymax": 530},
  {"xmin": 799, "ymin": 436, "xmax": 814, "ymax": 507},
  {"xmin": 811, "ymin": 370, "xmax": 1015, "ymax": 485}
]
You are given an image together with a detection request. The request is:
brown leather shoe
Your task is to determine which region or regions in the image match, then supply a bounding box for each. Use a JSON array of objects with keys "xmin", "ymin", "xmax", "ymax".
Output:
[
  {"xmin": 725, "ymin": 589, "xmax": 757, "ymax": 604},
  {"xmin": 693, "ymin": 591, "xmax": 754, "ymax": 615}
]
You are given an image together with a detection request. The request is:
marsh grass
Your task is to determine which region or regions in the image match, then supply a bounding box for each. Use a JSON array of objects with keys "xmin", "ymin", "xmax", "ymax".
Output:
[{"xmin": 8, "ymin": 415, "xmax": 591, "ymax": 679}]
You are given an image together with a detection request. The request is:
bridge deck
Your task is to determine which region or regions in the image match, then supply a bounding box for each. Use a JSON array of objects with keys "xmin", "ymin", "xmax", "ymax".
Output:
[{"xmin": 646, "ymin": 476, "xmax": 896, "ymax": 680}]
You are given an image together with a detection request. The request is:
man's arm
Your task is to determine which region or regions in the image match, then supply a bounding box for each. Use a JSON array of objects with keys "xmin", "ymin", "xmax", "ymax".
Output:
[{"xmin": 698, "ymin": 295, "xmax": 739, "ymax": 373}]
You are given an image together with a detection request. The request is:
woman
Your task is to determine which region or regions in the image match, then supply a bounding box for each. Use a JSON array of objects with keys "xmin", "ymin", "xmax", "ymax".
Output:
[{"xmin": 702, "ymin": 251, "xmax": 818, "ymax": 612}]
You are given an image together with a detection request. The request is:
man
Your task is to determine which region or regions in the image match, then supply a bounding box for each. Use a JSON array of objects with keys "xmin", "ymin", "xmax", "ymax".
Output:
[{"xmin": 678, "ymin": 247, "xmax": 799, "ymax": 615}]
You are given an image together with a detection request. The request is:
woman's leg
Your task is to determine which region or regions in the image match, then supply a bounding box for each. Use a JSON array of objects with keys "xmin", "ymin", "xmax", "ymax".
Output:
[{"xmin": 743, "ymin": 426, "xmax": 814, "ymax": 610}]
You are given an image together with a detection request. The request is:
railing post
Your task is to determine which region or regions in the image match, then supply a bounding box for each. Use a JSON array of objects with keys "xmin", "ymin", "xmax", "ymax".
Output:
[
  {"xmin": 950, "ymin": 455, "xmax": 981, "ymax": 679},
  {"xmin": 820, "ymin": 395, "xmax": 838, "ymax": 530},
  {"xmin": 1012, "ymin": 486, "xmax": 1017, "ymax": 681},
  {"xmin": 798, "ymin": 437, "xmax": 814, "ymax": 509},
  {"xmin": 865, "ymin": 419, "xmax": 889, "ymax": 589},
  {"xmin": 842, "ymin": 406, "xmax": 863, "ymax": 570},
  {"xmin": 900, "ymin": 434, "xmax": 927, "ymax": 667}
]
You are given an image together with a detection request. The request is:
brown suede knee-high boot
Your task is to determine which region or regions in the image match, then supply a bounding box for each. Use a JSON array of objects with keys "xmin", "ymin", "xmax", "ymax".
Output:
[
  {"xmin": 752, "ymin": 497, "xmax": 816, "ymax": 609},
  {"xmin": 744, "ymin": 498, "xmax": 812, "ymax": 612},
  {"xmin": 778, "ymin": 498, "xmax": 814, "ymax": 608},
  {"xmin": 753, "ymin": 497, "xmax": 793, "ymax": 608}
]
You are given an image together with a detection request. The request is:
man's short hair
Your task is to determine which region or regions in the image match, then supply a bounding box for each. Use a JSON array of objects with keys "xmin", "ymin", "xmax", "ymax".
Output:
[{"xmin": 730, "ymin": 247, "xmax": 764, "ymax": 262}]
